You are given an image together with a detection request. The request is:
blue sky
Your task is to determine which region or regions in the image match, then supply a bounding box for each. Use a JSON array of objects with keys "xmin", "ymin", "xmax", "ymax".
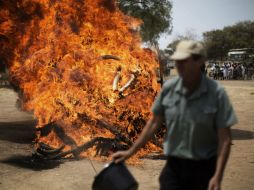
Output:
[{"xmin": 158, "ymin": 0, "xmax": 254, "ymax": 49}]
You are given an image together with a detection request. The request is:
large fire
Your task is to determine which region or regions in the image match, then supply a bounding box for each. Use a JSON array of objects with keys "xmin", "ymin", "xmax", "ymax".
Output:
[{"xmin": 0, "ymin": 0, "xmax": 163, "ymax": 161}]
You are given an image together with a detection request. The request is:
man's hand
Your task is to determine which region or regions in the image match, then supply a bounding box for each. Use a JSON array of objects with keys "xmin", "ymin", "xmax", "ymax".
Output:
[
  {"xmin": 208, "ymin": 176, "xmax": 221, "ymax": 190},
  {"xmin": 112, "ymin": 149, "xmax": 133, "ymax": 164}
]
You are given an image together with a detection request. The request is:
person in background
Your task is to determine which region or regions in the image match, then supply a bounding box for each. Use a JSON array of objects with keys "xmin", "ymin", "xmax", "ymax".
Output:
[
  {"xmin": 223, "ymin": 63, "xmax": 228, "ymax": 80},
  {"xmin": 112, "ymin": 40, "xmax": 237, "ymax": 190},
  {"xmin": 241, "ymin": 64, "xmax": 246, "ymax": 80}
]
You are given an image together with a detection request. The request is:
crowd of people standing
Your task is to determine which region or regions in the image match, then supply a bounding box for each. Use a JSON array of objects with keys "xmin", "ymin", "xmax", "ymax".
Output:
[{"xmin": 209, "ymin": 62, "xmax": 254, "ymax": 80}]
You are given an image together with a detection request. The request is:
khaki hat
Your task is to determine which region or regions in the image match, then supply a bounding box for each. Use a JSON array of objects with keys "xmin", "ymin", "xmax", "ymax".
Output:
[{"xmin": 170, "ymin": 40, "xmax": 206, "ymax": 60}]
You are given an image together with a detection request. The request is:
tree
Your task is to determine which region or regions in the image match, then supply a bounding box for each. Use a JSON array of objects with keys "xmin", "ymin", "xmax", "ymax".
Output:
[
  {"xmin": 118, "ymin": 0, "xmax": 173, "ymax": 44},
  {"xmin": 203, "ymin": 30, "xmax": 227, "ymax": 60},
  {"xmin": 166, "ymin": 28, "xmax": 199, "ymax": 53},
  {"xmin": 203, "ymin": 21, "xmax": 254, "ymax": 60}
]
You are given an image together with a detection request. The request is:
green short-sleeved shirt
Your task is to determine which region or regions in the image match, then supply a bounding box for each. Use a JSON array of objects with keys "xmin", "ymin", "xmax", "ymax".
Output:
[{"xmin": 152, "ymin": 74, "xmax": 238, "ymax": 160}]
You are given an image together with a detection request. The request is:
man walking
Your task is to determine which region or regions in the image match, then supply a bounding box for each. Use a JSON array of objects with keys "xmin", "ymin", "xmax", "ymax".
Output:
[{"xmin": 113, "ymin": 40, "xmax": 237, "ymax": 190}]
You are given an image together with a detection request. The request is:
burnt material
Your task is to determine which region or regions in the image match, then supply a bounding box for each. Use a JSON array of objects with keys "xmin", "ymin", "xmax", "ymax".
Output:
[
  {"xmin": 95, "ymin": 120, "xmax": 133, "ymax": 146},
  {"xmin": 77, "ymin": 113, "xmax": 133, "ymax": 146},
  {"xmin": 37, "ymin": 122, "xmax": 77, "ymax": 146},
  {"xmin": 35, "ymin": 115, "xmax": 134, "ymax": 159},
  {"xmin": 37, "ymin": 122, "xmax": 55, "ymax": 137},
  {"xmin": 100, "ymin": 55, "xmax": 121, "ymax": 60},
  {"xmin": 36, "ymin": 142, "xmax": 64, "ymax": 156},
  {"xmin": 33, "ymin": 137, "xmax": 128, "ymax": 159}
]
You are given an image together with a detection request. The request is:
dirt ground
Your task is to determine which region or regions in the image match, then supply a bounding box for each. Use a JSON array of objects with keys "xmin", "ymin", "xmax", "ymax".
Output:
[{"xmin": 0, "ymin": 79, "xmax": 254, "ymax": 190}]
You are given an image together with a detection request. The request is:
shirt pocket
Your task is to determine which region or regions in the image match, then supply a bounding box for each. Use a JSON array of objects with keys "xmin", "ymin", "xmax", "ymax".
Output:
[
  {"xmin": 162, "ymin": 97, "xmax": 179, "ymax": 125},
  {"xmin": 196, "ymin": 106, "xmax": 217, "ymax": 125}
]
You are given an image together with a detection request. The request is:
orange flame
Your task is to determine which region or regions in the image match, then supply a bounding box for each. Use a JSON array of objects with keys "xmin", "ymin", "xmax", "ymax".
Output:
[{"xmin": 0, "ymin": 0, "xmax": 162, "ymax": 160}]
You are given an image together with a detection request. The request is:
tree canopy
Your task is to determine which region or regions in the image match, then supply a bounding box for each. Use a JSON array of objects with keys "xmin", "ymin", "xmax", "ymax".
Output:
[
  {"xmin": 118, "ymin": 0, "xmax": 173, "ymax": 44},
  {"xmin": 166, "ymin": 29, "xmax": 199, "ymax": 53},
  {"xmin": 203, "ymin": 21, "xmax": 254, "ymax": 60}
]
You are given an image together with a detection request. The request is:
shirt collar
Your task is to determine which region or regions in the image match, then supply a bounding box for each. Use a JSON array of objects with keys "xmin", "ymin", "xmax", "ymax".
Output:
[
  {"xmin": 174, "ymin": 74, "xmax": 208, "ymax": 99},
  {"xmin": 175, "ymin": 77, "xmax": 184, "ymax": 94}
]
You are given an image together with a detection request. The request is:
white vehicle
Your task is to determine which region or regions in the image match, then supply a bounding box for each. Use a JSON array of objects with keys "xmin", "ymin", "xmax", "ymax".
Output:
[{"xmin": 228, "ymin": 48, "xmax": 254, "ymax": 64}]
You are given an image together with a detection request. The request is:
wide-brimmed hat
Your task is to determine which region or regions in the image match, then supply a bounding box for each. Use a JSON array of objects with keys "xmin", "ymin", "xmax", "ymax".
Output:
[{"xmin": 171, "ymin": 40, "xmax": 206, "ymax": 61}]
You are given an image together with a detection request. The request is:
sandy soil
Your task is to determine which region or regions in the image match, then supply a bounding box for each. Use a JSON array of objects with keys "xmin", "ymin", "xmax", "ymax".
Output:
[{"xmin": 0, "ymin": 79, "xmax": 254, "ymax": 190}]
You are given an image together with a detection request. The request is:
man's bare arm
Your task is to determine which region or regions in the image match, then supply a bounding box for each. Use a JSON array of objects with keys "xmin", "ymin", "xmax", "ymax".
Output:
[{"xmin": 208, "ymin": 127, "xmax": 232, "ymax": 190}]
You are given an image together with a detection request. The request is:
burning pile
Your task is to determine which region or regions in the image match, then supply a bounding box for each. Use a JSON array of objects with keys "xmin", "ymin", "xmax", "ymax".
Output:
[{"xmin": 0, "ymin": 0, "xmax": 163, "ymax": 161}]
